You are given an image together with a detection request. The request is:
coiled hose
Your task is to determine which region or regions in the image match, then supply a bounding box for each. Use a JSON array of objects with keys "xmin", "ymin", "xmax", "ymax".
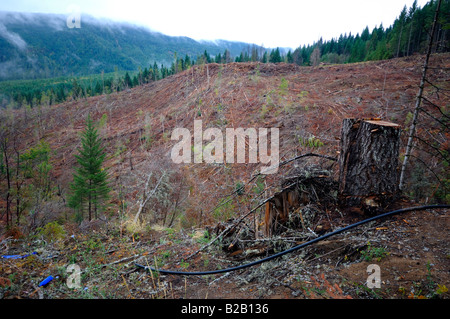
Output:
[{"xmin": 135, "ymin": 205, "xmax": 449, "ymax": 276}]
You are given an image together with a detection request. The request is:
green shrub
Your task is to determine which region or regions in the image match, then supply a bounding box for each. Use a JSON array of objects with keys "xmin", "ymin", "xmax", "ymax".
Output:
[
  {"xmin": 213, "ymin": 197, "xmax": 235, "ymax": 222},
  {"xmin": 299, "ymin": 136, "xmax": 324, "ymax": 148},
  {"xmin": 235, "ymin": 181, "xmax": 245, "ymax": 196},
  {"xmin": 360, "ymin": 242, "xmax": 389, "ymax": 262},
  {"xmin": 37, "ymin": 221, "xmax": 66, "ymax": 242}
]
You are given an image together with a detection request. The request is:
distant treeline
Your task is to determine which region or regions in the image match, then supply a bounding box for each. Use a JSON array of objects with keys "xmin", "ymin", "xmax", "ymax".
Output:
[{"xmin": 1, "ymin": 0, "xmax": 448, "ymax": 109}]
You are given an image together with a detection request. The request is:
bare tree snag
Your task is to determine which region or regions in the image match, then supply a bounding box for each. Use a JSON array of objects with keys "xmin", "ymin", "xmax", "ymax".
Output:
[
  {"xmin": 338, "ymin": 119, "xmax": 401, "ymax": 213},
  {"xmin": 133, "ymin": 172, "xmax": 165, "ymax": 224},
  {"xmin": 398, "ymin": 0, "xmax": 442, "ymax": 191},
  {"xmin": 264, "ymin": 190, "xmax": 294, "ymax": 237}
]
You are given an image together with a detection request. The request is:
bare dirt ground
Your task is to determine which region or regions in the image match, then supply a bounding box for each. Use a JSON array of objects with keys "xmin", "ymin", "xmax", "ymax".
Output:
[{"xmin": 1, "ymin": 205, "xmax": 448, "ymax": 300}]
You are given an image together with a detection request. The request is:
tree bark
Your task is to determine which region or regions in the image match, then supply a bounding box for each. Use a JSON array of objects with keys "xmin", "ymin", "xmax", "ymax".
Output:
[{"xmin": 338, "ymin": 119, "xmax": 401, "ymax": 213}]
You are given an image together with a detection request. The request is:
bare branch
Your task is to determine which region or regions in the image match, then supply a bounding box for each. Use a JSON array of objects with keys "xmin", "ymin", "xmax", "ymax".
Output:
[
  {"xmin": 419, "ymin": 107, "xmax": 450, "ymax": 128},
  {"xmin": 421, "ymin": 96, "xmax": 450, "ymax": 120},
  {"xmin": 133, "ymin": 172, "xmax": 166, "ymax": 224}
]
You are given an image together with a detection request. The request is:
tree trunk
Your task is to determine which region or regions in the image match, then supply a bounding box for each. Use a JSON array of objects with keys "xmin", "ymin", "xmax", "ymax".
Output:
[
  {"xmin": 1, "ymin": 141, "xmax": 12, "ymax": 227},
  {"xmin": 397, "ymin": 23, "xmax": 404, "ymax": 58},
  {"xmin": 398, "ymin": 0, "xmax": 442, "ymax": 191},
  {"xmin": 338, "ymin": 119, "xmax": 401, "ymax": 213},
  {"xmin": 88, "ymin": 180, "xmax": 92, "ymax": 221}
]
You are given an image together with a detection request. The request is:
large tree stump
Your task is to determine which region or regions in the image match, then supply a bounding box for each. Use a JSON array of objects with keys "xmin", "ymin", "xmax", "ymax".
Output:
[{"xmin": 338, "ymin": 119, "xmax": 401, "ymax": 213}]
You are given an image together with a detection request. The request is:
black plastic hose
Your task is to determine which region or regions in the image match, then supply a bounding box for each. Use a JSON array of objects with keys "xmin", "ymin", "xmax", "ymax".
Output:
[{"xmin": 135, "ymin": 205, "xmax": 449, "ymax": 276}]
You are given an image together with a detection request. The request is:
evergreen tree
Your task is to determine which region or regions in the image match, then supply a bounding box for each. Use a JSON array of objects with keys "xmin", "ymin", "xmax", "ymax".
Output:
[
  {"xmin": 72, "ymin": 79, "xmax": 82, "ymax": 100},
  {"xmin": 94, "ymin": 81, "xmax": 103, "ymax": 95},
  {"xmin": 56, "ymin": 84, "xmax": 66, "ymax": 102},
  {"xmin": 396, "ymin": 5, "xmax": 408, "ymax": 57},
  {"xmin": 132, "ymin": 75, "xmax": 139, "ymax": 87},
  {"xmin": 269, "ymin": 48, "xmax": 282, "ymax": 63},
  {"xmin": 203, "ymin": 50, "xmax": 211, "ymax": 63},
  {"xmin": 215, "ymin": 53, "xmax": 222, "ymax": 64},
  {"xmin": 184, "ymin": 55, "xmax": 191, "ymax": 69},
  {"xmin": 251, "ymin": 45, "xmax": 259, "ymax": 62},
  {"xmin": 261, "ymin": 51, "xmax": 268, "ymax": 63},
  {"xmin": 124, "ymin": 72, "xmax": 132, "ymax": 88},
  {"xmin": 286, "ymin": 50, "xmax": 294, "ymax": 63},
  {"xmin": 142, "ymin": 67, "xmax": 149, "ymax": 83},
  {"xmin": 361, "ymin": 26, "xmax": 370, "ymax": 41},
  {"xmin": 223, "ymin": 49, "xmax": 231, "ymax": 63},
  {"xmin": 152, "ymin": 62, "xmax": 159, "ymax": 81},
  {"xmin": 68, "ymin": 114, "xmax": 110, "ymax": 221}
]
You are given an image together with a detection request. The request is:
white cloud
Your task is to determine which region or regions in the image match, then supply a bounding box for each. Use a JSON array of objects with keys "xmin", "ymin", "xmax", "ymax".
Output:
[
  {"xmin": 0, "ymin": 23, "xmax": 27, "ymax": 50},
  {"xmin": 0, "ymin": 0, "xmax": 432, "ymax": 48}
]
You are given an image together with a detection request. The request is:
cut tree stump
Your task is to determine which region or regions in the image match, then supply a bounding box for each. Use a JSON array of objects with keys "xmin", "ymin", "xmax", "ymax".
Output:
[
  {"xmin": 263, "ymin": 166, "xmax": 337, "ymax": 237},
  {"xmin": 338, "ymin": 118, "xmax": 401, "ymax": 213}
]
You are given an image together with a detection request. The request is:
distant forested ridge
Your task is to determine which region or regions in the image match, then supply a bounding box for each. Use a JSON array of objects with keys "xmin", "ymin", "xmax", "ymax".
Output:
[
  {"xmin": 0, "ymin": 11, "xmax": 256, "ymax": 81},
  {"xmin": 0, "ymin": 0, "xmax": 448, "ymax": 109}
]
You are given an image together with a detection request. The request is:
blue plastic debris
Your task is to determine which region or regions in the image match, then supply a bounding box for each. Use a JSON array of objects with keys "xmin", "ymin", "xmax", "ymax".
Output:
[
  {"xmin": 1, "ymin": 252, "xmax": 37, "ymax": 259},
  {"xmin": 39, "ymin": 276, "xmax": 54, "ymax": 287}
]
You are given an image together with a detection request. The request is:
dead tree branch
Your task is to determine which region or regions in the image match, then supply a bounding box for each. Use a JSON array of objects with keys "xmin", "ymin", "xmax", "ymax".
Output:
[
  {"xmin": 133, "ymin": 172, "xmax": 166, "ymax": 224},
  {"xmin": 399, "ymin": 0, "xmax": 442, "ymax": 190},
  {"xmin": 184, "ymin": 182, "xmax": 297, "ymax": 261}
]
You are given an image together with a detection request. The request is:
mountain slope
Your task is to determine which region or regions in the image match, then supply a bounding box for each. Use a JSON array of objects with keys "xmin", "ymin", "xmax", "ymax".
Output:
[
  {"xmin": 0, "ymin": 11, "xmax": 258, "ymax": 80},
  {"xmin": 3, "ymin": 53, "xmax": 448, "ymax": 224},
  {"xmin": 0, "ymin": 55, "xmax": 449, "ymax": 301}
]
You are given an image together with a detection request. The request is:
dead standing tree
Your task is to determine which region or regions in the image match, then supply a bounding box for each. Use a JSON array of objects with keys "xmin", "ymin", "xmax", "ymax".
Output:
[
  {"xmin": 338, "ymin": 119, "xmax": 401, "ymax": 213},
  {"xmin": 399, "ymin": 0, "xmax": 443, "ymax": 191},
  {"xmin": 0, "ymin": 127, "xmax": 12, "ymax": 227}
]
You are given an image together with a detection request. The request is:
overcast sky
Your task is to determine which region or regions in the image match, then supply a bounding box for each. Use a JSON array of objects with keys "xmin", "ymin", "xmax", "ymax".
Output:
[{"xmin": 1, "ymin": 0, "xmax": 430, "ymax": 48}]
